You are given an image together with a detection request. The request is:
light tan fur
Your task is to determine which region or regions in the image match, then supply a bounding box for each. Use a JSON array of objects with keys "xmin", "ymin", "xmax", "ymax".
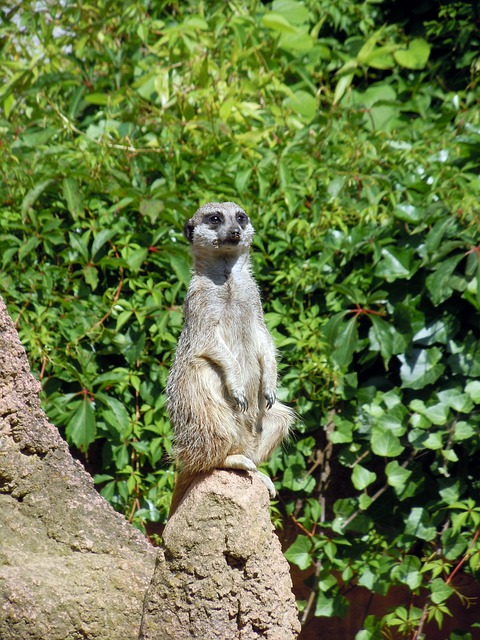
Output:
[{"xmin": 166, "ymin": 202, "xmax": 294, "ymax": 515}]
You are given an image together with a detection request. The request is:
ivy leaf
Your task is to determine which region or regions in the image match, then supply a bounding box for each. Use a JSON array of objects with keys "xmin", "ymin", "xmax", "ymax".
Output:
[
  {"xmin": 447, "ymin": 335, "xmax": 480, "ymax": 377},
  {"xmin": 385, "ymin": 461, "xmax": 412, "ymax": 489},
  {"xmin": 404, "ymin": 507, "xmax": 437, "ymax": 541},
  {"xmin": 398, "ymin": 347, "xmax": 445, "ymax": 389},
  {"xmin": 465, "ymin": 380, "xmax": 480, "ymax": 403},
  {"xmin": 352, "ymin": 464, "xmax": 377, "ymax": 491},
  {"xmin": 371, "ymin": 428, "xmax": 404, "ymax": 457},
  {"xmin": 284, "ymin": 535, "xmax": 313, "ymax": 570}
]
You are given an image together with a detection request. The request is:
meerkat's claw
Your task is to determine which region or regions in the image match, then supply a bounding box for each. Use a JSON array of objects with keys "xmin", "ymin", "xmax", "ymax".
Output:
[
  {"xmin": 264, "ymin": 391, "xmax": 276, "ymax": 410},
  {"xmin": 232, "ymin": 390, "xmax": 248, "ymax": 412},
  {"xmin": 257, "ymin": 471, "xmax": 276, "ymax": 498}
]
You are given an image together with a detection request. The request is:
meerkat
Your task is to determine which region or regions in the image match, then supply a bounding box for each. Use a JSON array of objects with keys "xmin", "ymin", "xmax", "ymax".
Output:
[{"xmin": 166, "ymin": 202, "xmax": 295, "ymax": 516}]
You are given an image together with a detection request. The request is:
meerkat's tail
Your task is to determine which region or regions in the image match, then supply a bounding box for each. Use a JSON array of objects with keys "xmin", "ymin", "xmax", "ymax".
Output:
[{"xmin": 168, "ymin": 468, "xmax": 201, "ymax": 518}]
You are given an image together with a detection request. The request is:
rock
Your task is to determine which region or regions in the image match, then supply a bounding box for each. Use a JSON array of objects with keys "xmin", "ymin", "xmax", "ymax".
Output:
[
  {"xmin": 0, "ymin": 295, "xmax": 156, "ymax": 640},
  {"xmin": 0, "ymin": 294, "xmax": 300, "ymax": 640},
  {"xmin": 140, "ymin": 470, "xmax": 300, "ymax": 640}
]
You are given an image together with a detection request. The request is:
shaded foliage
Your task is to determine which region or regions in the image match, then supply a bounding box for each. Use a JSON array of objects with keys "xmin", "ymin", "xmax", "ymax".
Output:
[{"xmin": 1, "ymin": 0, "xmax": 479, "ymax": 637}]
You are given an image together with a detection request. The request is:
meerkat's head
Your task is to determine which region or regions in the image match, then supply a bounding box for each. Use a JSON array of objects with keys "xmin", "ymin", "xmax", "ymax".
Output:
[{"xmin": 184, "ymin": 202, "xmax": 254, "ymax": 253}]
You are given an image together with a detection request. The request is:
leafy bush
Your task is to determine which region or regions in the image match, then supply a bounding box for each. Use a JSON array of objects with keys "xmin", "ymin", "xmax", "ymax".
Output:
[{"xmin": 1, "ymin": 0, "xmax": 479, "ymax": 636}]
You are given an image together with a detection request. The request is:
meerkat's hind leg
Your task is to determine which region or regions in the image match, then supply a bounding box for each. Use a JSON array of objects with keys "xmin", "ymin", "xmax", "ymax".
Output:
[
  {"xmin": 222, "ymin": 453, "xmax": 257, "ymax": 472},
  {"xmin": 256, "ymin": 471, "xmax": 276, "ymax": 498},
  {"xmin": 221, "ymin": 454, "xmax": 276, "ymax": 498}
]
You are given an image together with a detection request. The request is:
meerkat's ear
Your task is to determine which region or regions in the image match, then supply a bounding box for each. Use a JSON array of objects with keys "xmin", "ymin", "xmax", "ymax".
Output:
[{"xmin": 184, "ymin": 221, "xmax": 195, "ymax": 243}]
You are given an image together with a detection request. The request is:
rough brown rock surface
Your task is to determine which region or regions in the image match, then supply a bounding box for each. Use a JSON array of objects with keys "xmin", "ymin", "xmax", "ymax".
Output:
[
  {"xmin": 0, "ymin": 296, "xmax": 156, "ymax": 640},
  {"xmin": 140, "ymin": 470, "xmax": 301, "ymax": 640},
  {"xmin": 0, "ymin": 295, "xmax": 299, "ymax": 639}
]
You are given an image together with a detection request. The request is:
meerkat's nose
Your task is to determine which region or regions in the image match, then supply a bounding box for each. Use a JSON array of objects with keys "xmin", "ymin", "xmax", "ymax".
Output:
[{"xmin": 229, "ymin": 228, "xmax": 241, "ymax": 239}]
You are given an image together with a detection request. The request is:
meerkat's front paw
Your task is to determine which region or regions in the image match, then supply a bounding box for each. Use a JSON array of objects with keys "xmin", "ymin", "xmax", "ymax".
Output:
[
  {"xmin": 264, "ymin": 390, "xmax": 276, "ymax": 410},
  {"xmin": 232, "ymin": 388, "xmax": 248, "ymax": 412}
]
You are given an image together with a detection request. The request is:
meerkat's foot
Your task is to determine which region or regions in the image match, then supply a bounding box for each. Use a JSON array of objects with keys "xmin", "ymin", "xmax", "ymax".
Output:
[
  {"xmin": 222, "ymin": 454, "xmax": 257, "ymax": 472},
  {"xmin": 257, "ymin": 471, "xmax": 276, "ymax": 498},
  {"xmin": 221, "ymin": 456, "xmax": 276, "ymax": 498}
]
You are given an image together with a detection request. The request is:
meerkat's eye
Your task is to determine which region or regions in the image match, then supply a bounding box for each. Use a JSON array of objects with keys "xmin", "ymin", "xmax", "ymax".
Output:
[
  {"xmin": 208, "ymin": 214, "xmax": 222, "ymax": 225},
  {"xmin": 236, "ymin": 212, "xmax": 247, "ymax": 224}
]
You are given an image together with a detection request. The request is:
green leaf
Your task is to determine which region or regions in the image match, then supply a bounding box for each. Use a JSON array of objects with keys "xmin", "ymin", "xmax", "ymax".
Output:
[
  {"xmin": 404, "ymin": 507, "xmax": 436, "ymax": 541},
  {"xmin": 315, "ymin": 592, "xmax": 349, "ymax": 618},
  {"xmin": 330, "ymin": 416, "xmax": 354, "ymax": 444},
  {"xmin": 283, "ymin": 90, "xmax": 317, "ymax": 123},
  {"xmin": 352, "ymin": 464, "xmax": 377, "ymax": 491},
  {"xmin": 371, "ymin": 428, "xmax": 404, "ymax": 457},
  {"xmin": 284, "ymin": 535, "xmax": 313, "ymax": 570},
  {"xmin": 63, "ymin": 177, "xmax": 84, "ymax": 220},
  {"xmin": 363, "ymin": 46, "xmax": 395, "ymax": 70},
  {"xmin": 282, "ymin": 466, "xmax": 316, "ymax": 492},
  {"xmin": 169, "ymin": 253, "xmax": 191, "ymax": 287},
  {"xmin": 430, "ymin": 578, "xmax": 454, "ymax": 605},
  {"xmin": 368, "ymin": 315, "xmax": 394, "ymax": 365},
  {"xmin": 391, "ymin": 555, "xmax": 422, "ymax": 589},
  {"xmin": 261, "ymin": 12, "xmax": 297, "ymax": 33},
  {"xmin": 84, "ymin": 92, "xmax": 110, "ymax": 105},
  {"xmin": 376, "ymin": 403, "xmax": 408, "ymax": 436},
  {"xmin": 398, "ymin": 347, "xmax": 445, "ymax": 390},
  {"xmin": 426, "ymin": 254, "xmax": 464, "ymax": 305},
  {"xmin": 271, "ymin": 0, "xmax": 310, "ymax": 25},
  {"xmin": 413, "ymin": 317, "xmax": 457, "ymax": 346},
  {"xmin": 375, "ymin": 246, "xmax": 415, "ymax": 281},
  {"xmin": 385, "ymin": 461, "xmax": 412, "ymax": 489},
  {"xmin": 66, "ymin": 396, "xmax": 96, "ymax": 451},
  {"xmin": 69, "ymin": 231, "xmax": 90, "ymax": 262},
  {"xmin": 21, "ymin": 179, "xmax": 54, "ymax": 215},
  {"xmin": 331, "ymin": 316, "xmax": 359, "ymax": 369},
  {"xmin": 394, "ymin": 39, "xmax": 431, "ymax": 70},
  {"xmin": 333, "ymin": 72, "xmax": 355, "ymax": 105},
  {"xmin": 91, "ymin": 228, "xmax": 117, "ymax": 260},
  {"xmin": 448, "ymin": 336, "xmax": 480, "ymax": 377},
  {"xmin": 83, "ymin": 264, "xmax": 99, "ymax": 290},
  {"xmin": 97, "ymin": 393, "xmax": 131, "ymax": 436},
  {"xmin": 441, "ymin": 528, "xmax": 468, "ymax": 560},
  {"xmin": 437, "ymin": 388, "xmax": 474, "ymax": 413},
  {"xmin": 409, "ymin": 399, "xmax": 450, "ymax": 425},
  {"xmin": 466, "ymin": 380, "xmax": 480, "ymax": 403},
  {"xmin": 393, "ymin": 203, "xmax": 424, "ymax": 224},
  {"xmin": 452, "ymin": 421, "xmax": 476, "ymax": 442}
]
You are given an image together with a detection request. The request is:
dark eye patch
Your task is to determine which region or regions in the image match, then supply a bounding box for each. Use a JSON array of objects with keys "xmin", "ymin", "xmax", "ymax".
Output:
[
  {"xmin": 236, "ymin": 211, "xmax": 247, "ymax": 225},
  {"xmin": 204, "ymin": 212, "xmax": 224, "ymax": 225}
]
